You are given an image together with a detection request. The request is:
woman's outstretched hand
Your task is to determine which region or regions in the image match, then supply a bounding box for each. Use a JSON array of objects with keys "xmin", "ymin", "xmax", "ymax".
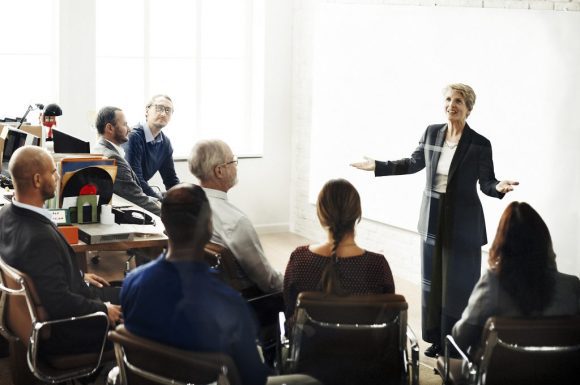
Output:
[
  {"xmin": 350, "ymin": 156, "xmax": 376, "ymax": 171},
  {"xmin": 496, "ymin": 180, "xmax": 519, "ymax": 193}
]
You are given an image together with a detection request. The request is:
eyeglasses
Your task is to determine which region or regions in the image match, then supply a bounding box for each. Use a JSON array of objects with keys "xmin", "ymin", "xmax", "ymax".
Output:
[
  {"xmin": 151, "ymin": 104, "xmax": 173, "ymax": 115},
  {"xmin": 218, "ymin": 156, "xmax": 238, "ymax": 167}
]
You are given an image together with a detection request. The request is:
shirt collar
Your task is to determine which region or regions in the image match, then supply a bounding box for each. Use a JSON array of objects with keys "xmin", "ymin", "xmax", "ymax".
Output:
[
  {"xmin": 143, "ymin": 122, "xmax": 164, "ymax": 144},
  {"xmin": 12, "ymin": 199, "xmax": 52, "ymax": 221},
  {"xmin": 159, "ymin": 253, "xmax": 214, "ymax": 272},
  {"xmin": 104, "ymin": 138, "xmax": 125, "ymax": 158},
  {"xmin": 202, "ymin": 187, "xmax": 228, "ymax": 201}
]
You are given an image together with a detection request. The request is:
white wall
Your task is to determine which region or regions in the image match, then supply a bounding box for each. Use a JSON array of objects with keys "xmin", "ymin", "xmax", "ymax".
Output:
[
  {"xmin": 56, "ymin": 0, "xmax": 293, "ymax": 234},
  {"xmin": 290, "ymin": 0, "xmax": 580, "ymax": 281}
]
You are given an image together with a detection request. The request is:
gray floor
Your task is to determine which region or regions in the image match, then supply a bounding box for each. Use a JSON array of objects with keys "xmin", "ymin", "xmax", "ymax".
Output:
[{"xmin": 0, "ymin": 232, "xmax": 442, "ymax": 385}]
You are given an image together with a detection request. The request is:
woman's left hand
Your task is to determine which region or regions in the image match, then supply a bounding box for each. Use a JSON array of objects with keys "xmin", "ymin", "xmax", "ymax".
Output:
[
  {"xmin": 84, "ymin": 273, "xmax": 111, "ymax": 288},
  {"xmin": 496, "ymin": 180, "xmax": 519, "ymax": 193}
]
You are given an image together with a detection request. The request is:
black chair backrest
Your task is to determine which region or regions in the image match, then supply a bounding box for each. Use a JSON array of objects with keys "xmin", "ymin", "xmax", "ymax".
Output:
[
  {"xmin": 291, "ymin": 292, "xmax": 408, "ymax": 385},
  {"xmin": 108, "ymin": 324, "xmax": 242, "ymax": 385},
  {"xmin": 204, "ymin": 242, "xmax": 257, "ymax": 294},
  {"xmin": 477, "ymin": 316, "xmax": 580, "ymax": 385}
]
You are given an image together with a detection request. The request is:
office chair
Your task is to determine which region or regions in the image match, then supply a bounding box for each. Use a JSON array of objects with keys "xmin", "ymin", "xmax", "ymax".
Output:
[
  {"xmin": 108, "ymin": 324, "xmax": 242, "ymax": 385},
  {"xmin": 204, "ymin": 242, "xmax": 284, "ymax": 366},
  {"xmin": 204, "ymin": 242, "xmax": 259, "ymax": 295},
  {"xmin": 0, "ymin": 255, "xmax": 112, "ymax": 384},
  {"xmin": 278, "ymin": 292, "xmax": 419, "ymax": 385},
  {"xmin": 437, "ymin": 315, "xmax": 580, "ymax": 385}
]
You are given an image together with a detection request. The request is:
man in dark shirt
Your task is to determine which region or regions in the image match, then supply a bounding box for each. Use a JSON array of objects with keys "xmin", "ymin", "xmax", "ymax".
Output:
[
  {"xmin": 0, "ymin": 146, "xmax": 121, "ymax": 354},
  {"xmin": 121, "ymin": 183, "xmax": 269, "ymax": 385},
  {"xmin": 123, "ymin": 95, "xmax": 180, "ymax": 199}
]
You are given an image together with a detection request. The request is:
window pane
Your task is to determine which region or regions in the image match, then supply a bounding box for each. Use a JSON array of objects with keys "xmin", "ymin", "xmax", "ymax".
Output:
[
  {"xmin": 200, "ymin": 59, "xmax": 247, "ymax": 152},
  {"xmin": 96, "ymin": 0, "xmax": 144, "ymax": 57},
  {"xmin": 0, "ymin": 55, "xmax": 53, "ymax": 119},
  {"xmin": 0, "ymin": 0, "xmax": 53, "ymax": 54},
  {"xmin": 149, "ymin": 58, "xmax": 197, "ymax": 156},
  {"xmin": 201, "ymin": 0, "xmax": 247, "ymax": 58},
  {"xmin": 96, "ymin": 58, "xmax": 145, "ymax": 126},
  {"xmin": 149, "ymin": 0, "xmax": 197, "ymax": 58}
]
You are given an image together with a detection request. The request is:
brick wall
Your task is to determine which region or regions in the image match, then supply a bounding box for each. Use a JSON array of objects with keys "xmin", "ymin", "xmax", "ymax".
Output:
[{"xmin": 289, "ymin": 0, "xmax": 577, "ymax": 282}]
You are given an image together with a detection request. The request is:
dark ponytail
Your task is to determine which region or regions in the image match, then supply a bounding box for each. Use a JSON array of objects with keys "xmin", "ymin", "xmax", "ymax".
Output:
[{"xmin": 315, "ymin": 179, "xmax": 361, "ymax": 295}]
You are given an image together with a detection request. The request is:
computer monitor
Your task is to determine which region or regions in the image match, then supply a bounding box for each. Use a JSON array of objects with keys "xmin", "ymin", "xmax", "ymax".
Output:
[
  {"xmin": 53, "ymin": 129, "xmax": 90, "ymax": 154},
  {"xmin": 1, "ymin": 127, "xmax": 41, "ymax": 165}
]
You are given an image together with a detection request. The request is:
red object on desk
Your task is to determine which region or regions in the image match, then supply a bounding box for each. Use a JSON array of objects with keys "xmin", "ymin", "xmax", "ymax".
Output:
[{"xmin": 58, "ymin": 225, "xmax": 79, "ymax": 245}]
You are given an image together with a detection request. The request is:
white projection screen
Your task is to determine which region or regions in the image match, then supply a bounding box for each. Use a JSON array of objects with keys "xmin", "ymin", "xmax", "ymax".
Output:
[{"xmin": 308, "ymin": 3, "xmax": 580, "ymax": 274}]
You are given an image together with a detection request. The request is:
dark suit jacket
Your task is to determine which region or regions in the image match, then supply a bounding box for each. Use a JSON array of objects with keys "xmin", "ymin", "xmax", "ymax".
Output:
[
  {"xmin": 0, "ymin": 204, "xmax": 106, "ymax": 319},
  {"xmin": 94, "ymin": 138, "xmax": 161, "ymax": 216},
  {"xmin": 375, "ymin": 123, "xmax": 504, "ymax": 248}
]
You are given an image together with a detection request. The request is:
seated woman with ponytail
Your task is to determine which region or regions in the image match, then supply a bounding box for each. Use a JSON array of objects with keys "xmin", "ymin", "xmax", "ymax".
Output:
[
  {"xmin": 283, "ymin": 178, "xmax": 395, "ymax": 320},
  {"xmin": 452, "ymin": 201, "xmax": 580, "ymax": 355}
]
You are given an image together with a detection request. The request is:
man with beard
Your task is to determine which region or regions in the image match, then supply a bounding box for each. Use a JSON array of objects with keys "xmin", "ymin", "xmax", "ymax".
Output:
[
  {"xmin": 0, "ymin": 146, "xmax": 121, "ymax": 354},
  {"xmin": 123, "ymin": 95, "xmax": 180, "ymax": 200},
  {"xmin": 95, "ymin": 106, "xmax": 161, "ymax": 215}
]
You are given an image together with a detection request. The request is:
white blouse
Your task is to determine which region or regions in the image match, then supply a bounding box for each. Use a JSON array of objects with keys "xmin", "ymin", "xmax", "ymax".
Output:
[{"xmin": 433, "ymin": 141, "xmax": 458, "ymax": 193}]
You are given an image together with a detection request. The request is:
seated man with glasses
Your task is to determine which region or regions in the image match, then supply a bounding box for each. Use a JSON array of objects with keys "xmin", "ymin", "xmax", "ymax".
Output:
[
  {"xmin": 123, "ymin": 94, "xmax": 180, "ymax": 200},
  {"xmin": 189, "ymin": 140, "xmax": 283, "ymax": 294}
]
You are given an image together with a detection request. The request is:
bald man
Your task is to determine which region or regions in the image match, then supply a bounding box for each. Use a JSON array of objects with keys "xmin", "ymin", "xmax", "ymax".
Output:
[{"xmin": 0, "ymin": 146, "xmax": 121, "ymax": 355}]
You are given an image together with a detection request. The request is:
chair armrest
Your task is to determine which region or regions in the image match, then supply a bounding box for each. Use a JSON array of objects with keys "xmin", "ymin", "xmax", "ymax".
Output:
[
  {"xmin": 279, "ymin": 312, "xmax": 287, "ymax": 344},
  {"xmin": 30, "ymin": 311, "xmax": 109, "ymax": 367},
  {"xmin": 27, "ymin": 311, "xmax": 110, "ymax": 383},
  {"xmin": 406, "ymin": 325, "xmax": 419, "ymax": 385},
  {"xmin": 406, "ymin": 325, "xmax": 419, "ymax": 364},
  {"xmin": 442, "ymin": 335, "xmax": 476, "ymax": 384},
  {"xmin": 275, "ymin": 312, "xmax": 292, "ymax": 375}
]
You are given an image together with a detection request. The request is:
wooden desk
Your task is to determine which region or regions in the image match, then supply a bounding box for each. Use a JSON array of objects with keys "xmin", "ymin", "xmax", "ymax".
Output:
[
  {"xmin": 71, "ymin": 233, "xmax": 167, "ymax": 272},
  {"xmin": 71, "ymin": 194, "xmax": 167, "ymax": 272}
]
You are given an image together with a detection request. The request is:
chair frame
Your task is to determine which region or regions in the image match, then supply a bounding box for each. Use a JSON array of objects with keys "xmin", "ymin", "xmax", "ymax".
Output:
[
  {"xmin": 0, "ymin": 256, "xmax": 109, "ymax": 383},
  {"xmin": 108, "ymin": 324, "xmax": 240, "ymax": 385},
  {"xmin": 440, "ymin": 316, "xmax": 580, "ymax": 385},
  {"xmin": 279, "ymin": 292, "xmax": 419, "ymax": 385},
  {"xmin": 204, "ymin": 242, "xmax": 256, "ymax": 293}
]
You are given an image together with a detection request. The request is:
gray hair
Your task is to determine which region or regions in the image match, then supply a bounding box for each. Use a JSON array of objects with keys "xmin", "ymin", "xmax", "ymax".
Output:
[
  {"xmin": 188, "ymin": 140, "xmax": 231, "ymax": 182},
  {"xmin": 146, "ymin": 94, "xmax": 173, "ymax": 111},
  {"xmin": 444, "ymin": 83, "xmax": 476, "ymax": 114}
]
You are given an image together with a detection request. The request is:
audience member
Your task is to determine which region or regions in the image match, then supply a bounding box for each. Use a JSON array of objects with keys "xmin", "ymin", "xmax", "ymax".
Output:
[
  {"xmin": 94, "ymin": 106, "xmax": 161, "ymax": 216},
  {"xmin": 123, "ymin": 94, "xmax": 180, "ymax": 199},
  {"xmin": 121, "ymin": 183, "xmax": 270, "ymax": 385},
  {"xmin": 0, "ymin": 146, "xmax": 121, "ymax": 354},
  {"xmin": 283, "ymin": 178, "xmax": 395, "ymax": 319},
  {"xmin": 188, "ymin": 140, "xmax": 283, "ymax": 293},
  {"xmin": 452, "ymin": 201, "xmax": 580, "ymax": 354}
]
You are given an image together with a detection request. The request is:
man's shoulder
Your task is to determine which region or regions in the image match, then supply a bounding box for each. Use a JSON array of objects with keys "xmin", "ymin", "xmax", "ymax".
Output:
[
  {"xmin": 212, "ymin": 200, "xmax": 253, "ymax": 233},
  {"xmin": 95, "ymin": 140, "xmax": 120, "ymax": 158},
  {"xmin": 125, "ymin": 256, "xmax": 168, "ymax": 282},
  {"xmin": 127, "ymin": 125, "xmax": 146, "ymax": 142},
  {"xmin": 0, "ymin": 204, "xmax": 50, "ymax": 227}
]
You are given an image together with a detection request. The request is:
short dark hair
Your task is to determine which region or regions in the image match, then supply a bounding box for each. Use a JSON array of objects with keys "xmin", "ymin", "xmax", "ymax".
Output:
[
  {"xmin": 95, "ymin": 106, "xmax": 122, "ymax": 135},
  {"xmin": 161, "ymin": 183, "xmax": 211, "ymax": 245}
]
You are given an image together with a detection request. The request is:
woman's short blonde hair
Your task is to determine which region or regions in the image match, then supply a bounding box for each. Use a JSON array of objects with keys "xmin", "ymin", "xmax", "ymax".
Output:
[{"xmin": 444, "ymin": 83, "xmax": 476, "ymax": 115}]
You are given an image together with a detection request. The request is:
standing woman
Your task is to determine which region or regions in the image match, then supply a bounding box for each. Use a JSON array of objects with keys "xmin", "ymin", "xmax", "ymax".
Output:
[{"xmin": 351, "ymin": 83, "xmax": 518, "ymax": 357}]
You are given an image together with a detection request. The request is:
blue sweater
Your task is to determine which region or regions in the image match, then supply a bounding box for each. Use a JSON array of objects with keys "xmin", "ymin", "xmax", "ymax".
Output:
[{"xmin": 123, "ymin": 123, "xmax": 180, "ymax": 199}]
